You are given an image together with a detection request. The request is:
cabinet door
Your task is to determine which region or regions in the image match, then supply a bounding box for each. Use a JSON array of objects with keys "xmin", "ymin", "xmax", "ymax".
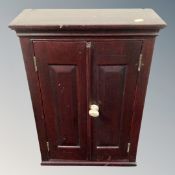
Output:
[
  {"xmin": 91, "ymin": 40, "xmax": 142, "ymax": 161},
  {"xmin": 33, "ymin": 41, "xmax": 87, "ymax": 160}
]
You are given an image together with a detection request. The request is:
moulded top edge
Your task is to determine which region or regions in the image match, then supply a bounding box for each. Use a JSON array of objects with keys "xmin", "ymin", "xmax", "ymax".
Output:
[{"xmin": 9, "ymin": 9, "xmax": 167, "ymax": 31}]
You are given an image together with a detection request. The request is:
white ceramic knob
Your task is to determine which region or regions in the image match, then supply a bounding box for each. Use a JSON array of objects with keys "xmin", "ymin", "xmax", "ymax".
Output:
[{"xmin": 89, "ymin": 104, "xmax": 99, "ymax": 117}]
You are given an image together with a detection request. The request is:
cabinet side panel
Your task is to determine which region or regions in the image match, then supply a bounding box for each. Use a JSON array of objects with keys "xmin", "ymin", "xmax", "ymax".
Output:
[
  {"xmin": 129, "ymin": 38, "xmax": 156, "ymax": 161},
  {"xmin": 19, "ymin": 37, "xmax": 49, "ymax": 161}
]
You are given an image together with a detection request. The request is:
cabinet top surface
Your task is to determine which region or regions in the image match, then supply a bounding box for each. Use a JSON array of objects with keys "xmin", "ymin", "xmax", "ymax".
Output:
[{"xmin": 9, "ymin": 9, "xmax": 166, "ymax": 30}]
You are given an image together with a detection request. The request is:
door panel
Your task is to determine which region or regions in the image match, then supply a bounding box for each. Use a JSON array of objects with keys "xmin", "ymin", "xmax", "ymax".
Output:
[
  {"xmin": 91, "ymin": 40, "xmax": 142, "ymax": 161},
  {"xmin": 33, "ymin": 41, "xmax": 87, "ymax": 160},
  {"xmin": 96, "ymin": 65, "xmax": 126, "ymax": 147},
  {"xmin": 49, "ymin": 65, "xmax": 79, "ymax": 146}
]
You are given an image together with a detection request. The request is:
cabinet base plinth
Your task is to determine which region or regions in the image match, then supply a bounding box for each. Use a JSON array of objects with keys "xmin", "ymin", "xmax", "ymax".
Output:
[{"xmin": 41, "ymin": 160, "xmax": 137, "ymax": 166}]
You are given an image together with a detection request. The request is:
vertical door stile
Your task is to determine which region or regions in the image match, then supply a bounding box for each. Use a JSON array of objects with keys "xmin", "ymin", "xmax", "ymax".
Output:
[
  {"xmin": 32, "ymin": 44, "xmax": 50, "ymax": 160},
  {"xmin": 86, "ymin": 41, "xmax": 92, "ymax": 160},
  {"xmin": 127, "ymin": 41, "xmax": 144, "ymax": 158}
]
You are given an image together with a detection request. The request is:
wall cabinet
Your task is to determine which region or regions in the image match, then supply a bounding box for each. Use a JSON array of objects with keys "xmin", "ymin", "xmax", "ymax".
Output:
[{"xmin": 9, "ymin": 9, "xmax": 166, "ymax": 166}]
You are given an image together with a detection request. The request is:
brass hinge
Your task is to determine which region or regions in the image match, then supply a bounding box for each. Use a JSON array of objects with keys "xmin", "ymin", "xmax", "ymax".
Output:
[
  {"xmin": 46, "ymin": 141, "xmax": 50, "ymax": 152},
  {"xmin": 138, "ymin": 53, "xmax": 144, "ymax": 71},
  {"xmin": 33, "ymin": 56, "xmax": 38, "ymax": 72},
  {"xmin": 127, "ymin": 142, "xmax": 131, "ymax": 153},
  {"xmin": 86, "ymin": 42, "xmax": 91, "ymax": 48}
]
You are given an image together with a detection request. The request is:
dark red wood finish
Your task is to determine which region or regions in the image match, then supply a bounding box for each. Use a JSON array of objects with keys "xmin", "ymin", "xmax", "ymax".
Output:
[
  {"xmin": 33, "ymin": 41, "xmax": 88, "ymax": 160},
  {"xmin": 18, "ymin": 35, "xmax": 157, "ymax": 166},
  {"xmin": 17, "ymin": 33, "xmax": 159, "ymax": 167},
  {"xmin": 91, "ymin": 40, "xmax": 142, "ymax": 161}
]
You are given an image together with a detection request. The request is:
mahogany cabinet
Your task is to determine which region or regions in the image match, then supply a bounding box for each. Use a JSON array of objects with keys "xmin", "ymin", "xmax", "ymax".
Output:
[{"xmin": 9, "ymin": 9, "xmax": 166, "ymax": 166}]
